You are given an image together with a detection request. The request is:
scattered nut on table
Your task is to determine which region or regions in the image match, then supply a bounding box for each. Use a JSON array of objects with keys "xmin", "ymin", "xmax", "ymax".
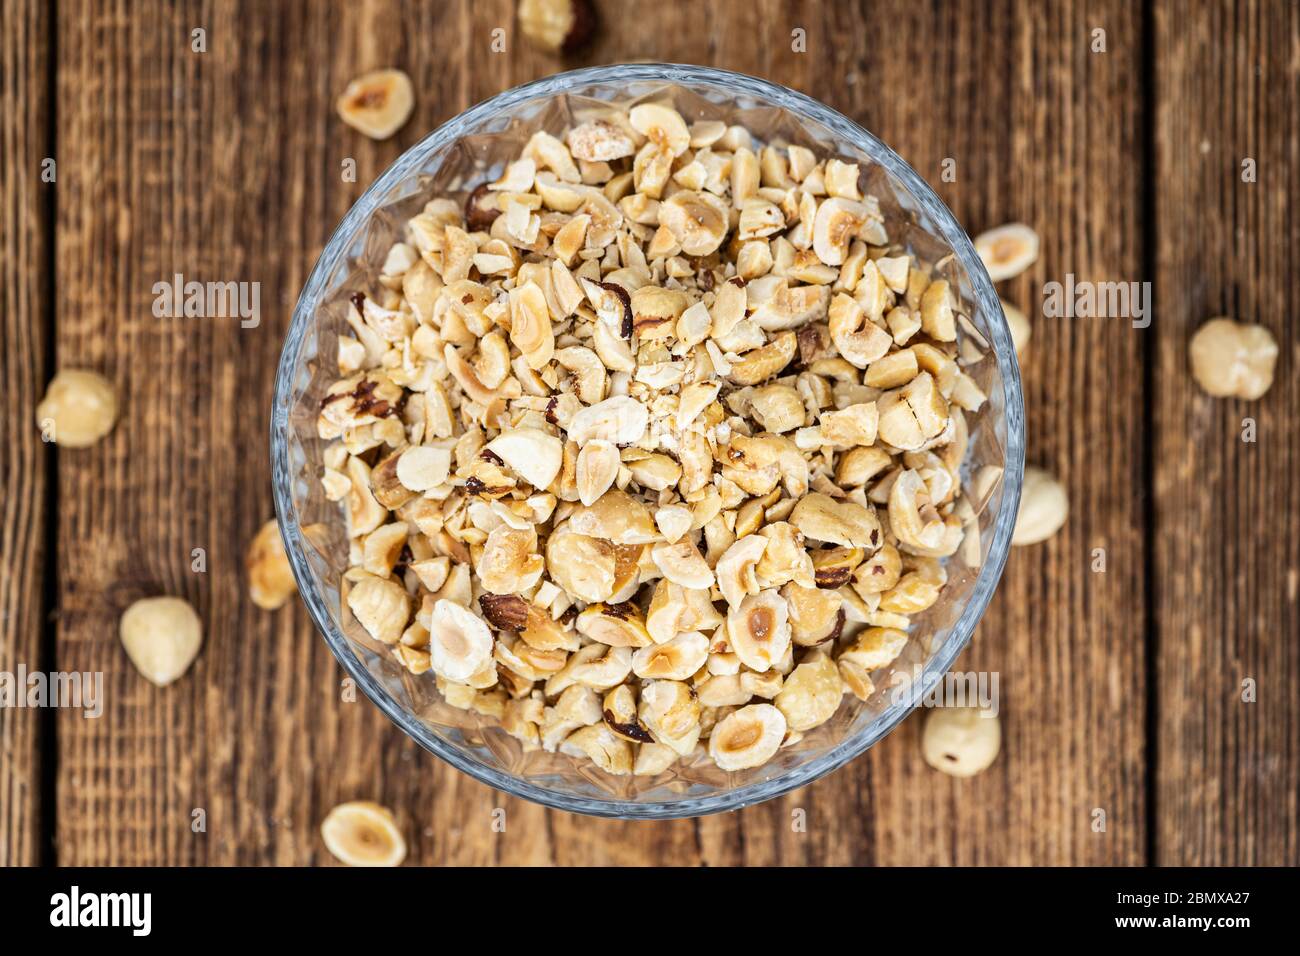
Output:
[
  {"xmin": 517, "ymin": 0, "xmax": 596, "ymax": 54},
  {"xmin": 319, "ymin": 101, "xmax": 1000, "ymax": 775},
  {"xmin": 1012, "ymin": 466, "xmax": 1069, "ymax": 546},
  {"xmin": 246, "ymin": 519, "xmax": 297, "ymax": 610},
  {"xmin": 1000, "ymin": 299, "xmax": 1030, "ymax": 356},
  {"xmin": 320, "ymin": 801, "xmax": 407, "ymax": 866},
  {"xmin": 35, "ymin": 369, "xmax": 119, "ymax": 447},
  {"xmin": 119, "ymin": 596, "xmax": 203, "ymax": 686},
  {"xmin": 973, "ymin": 222, "xmax": 1039, "ymax": 282},
  {"xmin": 336, "ymin": 68, "xmax": 414, "ymax": 140},
  {"xmin": 921, "ymin": 705, "xmax": 1001, "ymax": 777},
  {"xmin": 1188, "ymin": 317, "xmax": 1279, "ymax": 400}
]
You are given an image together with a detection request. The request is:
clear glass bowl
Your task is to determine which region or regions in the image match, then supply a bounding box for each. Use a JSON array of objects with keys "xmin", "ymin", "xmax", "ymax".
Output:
[{"xmin": 272, "ymin": 63, "xmax": 1024, "ymax": 819}]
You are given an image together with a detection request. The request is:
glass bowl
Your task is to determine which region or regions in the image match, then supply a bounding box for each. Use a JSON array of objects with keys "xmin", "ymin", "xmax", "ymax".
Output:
[{"xmin": 272, "ymin": 63, "xmax": 1024, "ymax": 819}]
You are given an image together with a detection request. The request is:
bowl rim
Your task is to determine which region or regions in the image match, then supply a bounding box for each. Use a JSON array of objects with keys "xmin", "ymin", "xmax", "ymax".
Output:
[{"xmin": 272, "ymin": 62, "xmax": 1024, "ymax": 819}]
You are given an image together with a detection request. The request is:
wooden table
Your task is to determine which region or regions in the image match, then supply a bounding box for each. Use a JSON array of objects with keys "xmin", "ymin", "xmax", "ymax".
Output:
[{"xmin": 2, "ymin": 0, "xmax": 1296, "ymax": 866}]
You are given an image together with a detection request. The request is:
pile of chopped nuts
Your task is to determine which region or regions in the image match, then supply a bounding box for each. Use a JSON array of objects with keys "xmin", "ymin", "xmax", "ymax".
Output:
[{"xmin": 318, "ymin": 102, "xmax": 991, "ymax": 776}]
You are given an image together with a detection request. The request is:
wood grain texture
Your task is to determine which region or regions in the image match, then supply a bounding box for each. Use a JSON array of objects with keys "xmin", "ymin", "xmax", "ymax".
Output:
[
  {"xmin": 764, "ymin": 0, "xmax": 1149, "ymax": 866},
  {"xmin": 48, "ymin": 0, "xmax": 492, "ymax": 867},
  {"xmin": 0, "ymin": 0, "xmax": 51, "ymax": 868},
  {"xmin": 1152, "ymin": 0, "xmax": 1300, "ymax": 866}
]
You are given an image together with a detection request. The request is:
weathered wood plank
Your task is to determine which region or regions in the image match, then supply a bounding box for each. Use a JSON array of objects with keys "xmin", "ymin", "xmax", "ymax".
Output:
[
  {"xmin": 1152, "ymin": 0, "xmax": 1300, "ymax": 866},
  {"xmin": 761, "ymin": 0, "xmax": 1151, "ymax": 866},
  {"xmin": 51, "ymin": 0, "xmax": 459, "ymax": 866},
  {"xmin": 0, "ymin": 0, "xmax": 52, "ymax": 868}
]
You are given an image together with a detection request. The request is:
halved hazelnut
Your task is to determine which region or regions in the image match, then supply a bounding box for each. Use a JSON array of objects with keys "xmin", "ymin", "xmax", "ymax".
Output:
[
  {"xmin": 782, "ymin": 582, "xmax": 845, "ymax": 646},
  {"xmin": 485, "ymin": 426, "xmax": 563, "ymax": 491},
  {"xmin": 838, "ymin": 626, "xmax": 909, "ymax": 672},
  {"xmin": 810, "ymin": 547, "xmax": 864, "ymax": 589},
  {"xmin": 919, "ymin": 279, "xmax": 957, "ymax": 342},
  {"xmin": 727, "ymin": 589, "xmax": 792, "ymax": 673},
  {"xmin": 566, "ymin": 395, "xmax": 649, "ymax": 446},
  {"xmin": 638, "ymin": 680, "xmax": 702, "ymax": 755},
  {"xmin": 629, "ymin": 102, "xmax": 691, "ymax": 157},
  {"xmin": 568, "ymin": 119, "xmax": 637, "ymax": 162},
  {"xmin": 576, "ymin": 602, "xmax": 654, "ymax": 648},
  {"xmin": 634, "ymin": 742, "xmax": 679, "ymax": 776},
  {"xmin": 651, "ymin": 537, "xmax": 715, "ymax": 590},
  {"xmin": 789, "ymin": 493, "xmax": 881, "ymax": 550},
  {"xmin": 320, "ymin": 801, "xmax": 407, "ymax": 867},
  {"xmin": 632, "ymin": 631, "xmax": 710, "ymax": 681},
  {"xmin": 852, "ymin": 542, "xmax": 902, "ymax": 595},
  {"xmin": 1013, "ymin": 466, "xmax": 1069, "ymax": 545},
  {"xmin": 838, "ymin": 658, "xmax": 876, "ymax": 702},
  {"xmin": 715, "ymin": 534, "xmax": 769, "ymax": 609},
  {"xmin": 346, "ymin": 575, "xmax": 410, "ymax": 646},
  {"xmin": 567, "ymin": 488, "xmax": 657, "ymax": 544},
  {"xmin": 336, "ymin": 69, "xmax": 414, "ymax": 140},
  {"xmin": 775, "ymin": 653, "xmax": 843, "ymax": 731},
  {"xmin": 708, "ymin": 703, "xmax": 786, "ymax": 771},
  {"xmin": 546, "ymin": 643, "xmax": 633, "ymax": 697},
  {"xmin": 546, "ymin": 524, "xmax": 616, "ymax": 603},
  {"xmin": 646, "ymin": 578, "xmax": 725, "ymax": 644},
  {"xmin": 659, "ymin": 190, "xmax": 730, "ymax": 256},
  {"xmin": 973, "ymin": 222, "xmax": 1039, "ymax": 281},
  {"xmin": 575, "ymin": 439, "xmax": 620, "ymax": 507},
  {"xmin": 508, "ymin": 281, "xmax": 555, "ymax": 369},
  {"xmin": 602, "ymin": 685, "xmax": 654, "ymax": 742},
  {"xmin": 427, "ymin": 599, "xmax": 494, "ymax": 682},
  {"xmin": 631, "ymin": 285, "xmax": 689, "ymax": 339},
  {"xmin": 754, "ymin": 521, "xmax": 815, "ymax": 589},
  {"xmin": 828, "ymin": 292, "xmax": 892, "ymax": 368},
  {"xmin": 812, "ymin": 197, "xmax": 871, "ymax": 266},
  {"xmin": 396, "ymin": 445, "xmax": 452, "ymax": 493},
  {"xmin": 476, "ymin": 526, "xmax": 544, "ymax": 594},
  {"xmin": 361, "ymin": 521, "xmax": 409, "ymax": 578},
  {"xmin": 560, "ymin": 724, "xmax": 633, "ymax": 775}
]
